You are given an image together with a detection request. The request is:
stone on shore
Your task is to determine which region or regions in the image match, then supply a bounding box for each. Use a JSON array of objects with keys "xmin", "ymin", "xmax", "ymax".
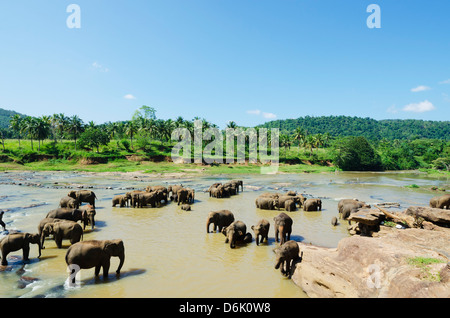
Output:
[{"xmin": 291, "ymin": 227, "xmax": 450, "ymax": 298}]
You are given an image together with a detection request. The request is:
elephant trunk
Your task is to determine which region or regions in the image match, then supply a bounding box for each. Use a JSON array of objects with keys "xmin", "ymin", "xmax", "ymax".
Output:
[
  {"xmin": 40, "ymin": 233, "xmax": 46, "ymax": 250},
  {"xmin": 116, "ymin": 252, "xmax": 125, "ymax": 275},
  {"xmin": 274, "ymin": 256, "xmax": 284, "ymax": 269},
  {"xmin": 90, "ymin": 215, "xmax": 95, "ymax": 230}
]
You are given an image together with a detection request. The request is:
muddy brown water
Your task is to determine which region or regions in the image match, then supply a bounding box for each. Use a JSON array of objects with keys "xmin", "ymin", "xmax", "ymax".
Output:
[{"xmin": 0, "ymin": 170, "xmax": 448, "ymax": 298}]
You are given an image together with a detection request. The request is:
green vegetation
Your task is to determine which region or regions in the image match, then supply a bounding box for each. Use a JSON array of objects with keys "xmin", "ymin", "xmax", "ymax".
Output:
[
  {"xmin": 406, "ymin": 257, "xmax": 446, "ymax": 282},
  {"xmin": 0, "ymin": 107, "xmax": 449, "ymax": 174}
]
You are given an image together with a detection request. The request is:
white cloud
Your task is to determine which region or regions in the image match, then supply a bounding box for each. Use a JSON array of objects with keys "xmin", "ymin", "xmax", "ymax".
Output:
[
  {"xmin": 402, "ymin": 100, "xmax": 435, "ymax": 113},
  {"xmin": 439, "ymin": 79, "xmax": 450, "ymax": 84},
  {"xmin": 92, "ymin": 61, "xmax": 109, "ymax": 72},
  {"xmin": 123, "ymin": 94, "xmax": 136, "ymax": 100},
  {"xmin": 262, "ymin": 112, "xmax": 277, "ymax": 119},
  {"xmin": 411, "ymin": 85, "xmax": 431, "ymax": 92},
  {"xmin": 246, "ymin": 110, "xmax": 261, "ymax": 115}
]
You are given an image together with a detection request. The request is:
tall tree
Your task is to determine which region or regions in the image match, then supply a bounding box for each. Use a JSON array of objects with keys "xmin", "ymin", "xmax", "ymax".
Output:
[
  {"xmin": 67, "ymin": 115, "xmax": 84, "ymax": 151},
  {"xmin": 9, "ymin": 114, "xmax": 23, "ymax": 147}
]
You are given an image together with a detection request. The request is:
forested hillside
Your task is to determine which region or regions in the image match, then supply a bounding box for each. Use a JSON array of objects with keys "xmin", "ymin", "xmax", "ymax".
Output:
[
  {"xmin": 259, "ymin": 116, "xmax": 450, "ymax": 141},
  {"xmin": 0, "ymin": 108, "xmax": 25, "ymax": 130}
]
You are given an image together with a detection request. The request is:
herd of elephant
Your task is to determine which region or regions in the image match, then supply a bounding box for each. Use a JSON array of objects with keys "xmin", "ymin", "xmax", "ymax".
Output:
[
  {"xmin": 0, "ymin": 189, "xmax": 125, "ymax": 284},
  {"xmin": 1, "ymin": 180, "xmax": 449, "ymax": 286},
  {"xmin": 112, "ymin": 185, "xmax": 195, "ymax": 211}
]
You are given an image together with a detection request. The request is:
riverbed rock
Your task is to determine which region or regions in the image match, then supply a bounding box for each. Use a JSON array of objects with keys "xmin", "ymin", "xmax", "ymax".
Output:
[
  {"xmin": 291, "ymin": 227, "xmax": 450, "ymax": 298},
  {"xmin": 405, "ymin": 206, "xmax": 450, "ymax": 227}
]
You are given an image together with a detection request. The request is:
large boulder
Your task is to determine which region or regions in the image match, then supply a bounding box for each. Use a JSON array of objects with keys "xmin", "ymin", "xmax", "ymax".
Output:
[
  {"xmin": 405, "ymin": 206, "xmax": 450, "ymax": 227},
  {"xmin": 291, "ymin": 227, "xmax": 450, "ymax": 298}
]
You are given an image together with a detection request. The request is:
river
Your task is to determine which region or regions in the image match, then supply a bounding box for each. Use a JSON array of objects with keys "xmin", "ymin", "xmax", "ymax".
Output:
[{"xmin": 0, "ymin": 170, "xmax": 448, "ymax": 298}]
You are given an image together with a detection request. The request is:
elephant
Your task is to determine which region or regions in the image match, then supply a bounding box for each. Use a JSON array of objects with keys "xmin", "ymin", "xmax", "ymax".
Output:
[
  {"xmin": 41, "ymin": 221, "xmax": 83, "ymax": 249},
  {"xmin": 274, "ymin": 240, "xmax": 300, "ymax": 278},
  {"xmin": 209, "ymin": 186, "xmax": 223, "ymax": 198},
  {"xmin": 135, "ymin": 192, "xmax": 159, "ymax": 208},
  {"xmin": 222, "ymin": 221, "xmax": 247, "ymax": 248},
  {"xmin": 284, "ymin": 199, "xmax": 297, "ymax": 212},
  {"xmin": 59, "ymin": 196, "xmax": 80, "ymax": 209},
  {"xmin": 180, "ymin": 204, "xmax": 191, "ymax": 211},
  {"xmin": 68, "ymin": 190, "xmax": 97, "ymax": 208},
  {"xmin": 285, "ymin": 190, "xmax": 297, "ymax": 196},
  {"xmin": 177, "ymin": 188, "xmax": 190, "ymax": 205},
  {"xmin": 338, "ymin": 199, "xmax": 365, "ymax": 212},
  {"xmin": 0, "ymin": 233, "xmax": 41, "ymax": 265},
  {"xmin": 230, "ymin": 180, "xmax": 244, "ymax": 192},
  {"xmin": 112, "ymin": 194, "xmax": 130, "ymax": 207},
  {"xmin": 273, "ymin": 212, "xmax": 293, "ymax": 245},
  {"xmin": 251, "ymin": 219, "xmax": 270, "ymax": 246},
  {"xmin": 168, "ymin": 185, "xmax": 184, "ymax": 201},
  {"xmin": 128, "ymin": 191, "xmax": 144, "ymax": 208},
  {"xmin": 38, "ymin": 217, "xmax": 72, "ymax": 236},
  {"xmin": 152, "ymin": 189, "xmax": 168, "ymax": 206},
  {"xmin": 259, "ymin": 192, "xmax": 280, "ymax": 198},
  {"xmin": 429, "ymin": 194, "xmax": 450, "ymax": 209},
  {"xmin": 186, "ymin": 188, "xmax": 195, "ymax": 203},
  {"xmin": 146, "ymin": 185, "xmax": 168, "ymax": 195},
  {"xmin": 46, "ymin": 207, "xmax": 95, "ymax": 230},
  {"xmin": 331, "ymin": 216, "xmax": 339, "ymax": 226},
  {"xmin": 339, "ymin": 200, "xmax": 371, "ymax": 220},
  {"xmin": 65, "ymin": 239, "xmax": 125, "ymax": 282},
  {"xmin": 223, "ymin": 182, "xmax": 237, "ymax": 196},
  {"xmin": 255, "ymin": 196, "xmax": 279, "ymax": 210},
  {"xmin": 206, "ymin": 210, "xmax": 235, "ymax": 233},
  {"xmin": 303, "ymin": 198, "xmax": 322, "ymax": 211}
]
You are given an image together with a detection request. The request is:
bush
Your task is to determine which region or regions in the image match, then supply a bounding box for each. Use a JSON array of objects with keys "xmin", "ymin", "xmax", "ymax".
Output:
[{"xmin": 332, "ymin": 136, "xmax": 382, "ymax": 171}]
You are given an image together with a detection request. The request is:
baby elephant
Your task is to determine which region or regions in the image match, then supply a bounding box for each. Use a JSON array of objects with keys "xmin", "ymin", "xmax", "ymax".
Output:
[
  {"xmin": 112, "ymin": 194, "xmax": 130, "ymax": 207},
  {"xmin": 303, "ymin": 198, "xmax": 322, "ymax": 211},
  {"xmin": 60, "ymin": 196, "xmax": 80, "ymax": 209},
  {"xmin": 41, "ymin": 221, "xmax": 83, "ymax": 249},
  {"xmin": 284, "ymin": 199, "xmax": 297, "ymax": 212},
  {"xmin": 274, "ymin": 240, "xmax": 300, "ymax": 278},
  {"xmin": 0, "ymin": 233, "xmax": 41, "ymax": 265},
  {"xmin": 251, "ymin": 219, "xmax": 270, "ymax": 246},
  {"xmin": 180, "ymin": 204, "xmax": 191, "ymax": 211},
  {"xmin": 222, "ymin": 221, "xmax": 248, "ymax": 248}
]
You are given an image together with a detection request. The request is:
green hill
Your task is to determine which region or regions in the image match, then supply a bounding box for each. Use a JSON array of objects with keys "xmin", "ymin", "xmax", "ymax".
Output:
[
  {"xmin": 0, "ymin": 108, "xmax": 26, "ymax": 130},
  {"xmin": 258, "ymin": 115, "xmax": 450, "ymax": 141}
]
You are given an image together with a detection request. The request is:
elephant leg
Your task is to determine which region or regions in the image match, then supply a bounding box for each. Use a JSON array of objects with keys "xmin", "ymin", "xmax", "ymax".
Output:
[
  {"xmin": 22, "ymin": 245, "xmax": 30, "ymax": 262},
  {"xmin": 56, "ymin": 238, "xmax": 63, "ymax": 249},
  {"xmin": 102, "ymin": 259, "xmax": 110, "ymax": 279},
  {"xmin": 255, "ymin": 235, "xmax": 260, "ymax": 246},
  {"xmin": 95, "ymin": 264, "xmax": 102, "ymax": 277},
  {"xmin": 275, "ymin": 228, "xmax": 279, "ymax": 243},
  {"xmin": 1, "ymin": 250, "xmax": 9, "ymax": 265}
]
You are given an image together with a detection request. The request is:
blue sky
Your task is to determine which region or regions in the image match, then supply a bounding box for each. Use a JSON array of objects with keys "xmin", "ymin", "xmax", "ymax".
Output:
[{"xmin": 0, "ymin": 0, "xmax": 449, "ymax": 129}]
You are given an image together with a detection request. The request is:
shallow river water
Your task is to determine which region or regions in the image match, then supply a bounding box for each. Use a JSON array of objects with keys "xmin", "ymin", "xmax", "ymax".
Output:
[{"xmin": 0, "ymin": 170, "xmax": 448, "ymax": 298}]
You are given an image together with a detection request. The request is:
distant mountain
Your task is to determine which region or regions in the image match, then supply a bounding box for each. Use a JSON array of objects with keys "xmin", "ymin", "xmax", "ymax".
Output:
[
  {"xmin": 0, "ymin": 107, "xmax": 27, "ymax": 130},
  {"xmin": 258, "ymin": 115, "xmax": 450, "ymax": 141}
]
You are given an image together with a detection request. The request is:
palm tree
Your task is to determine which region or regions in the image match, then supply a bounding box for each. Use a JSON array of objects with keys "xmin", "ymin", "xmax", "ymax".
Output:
[
  {"xmin": 22, "ymin": 116, "xmax": 37, "ymax": 150},
  {"xmin": 125, "ymin": 121, "xmax": 138, "ymax": 149},
  {"xmin": 227, "ymin": 121, "xmax": 237, "ymax": 129},
  {"xmin": 293, "ymin": 127, "xmax": 307, "ymax": 154},
  {"xmin": 67, "ymin": 115, "xmax": 84, "ymax": 151},
  {"xmin": 52, "ymin": 113, "xmax": 68, "ymax": 142},
  {"xmin": 280, "ymin": 134, "xmax": 292, "ymax": 161},
  {"xmin": 35, "ymin": 117, "xmax": 51, "ymax": 151},
  {"xmin": 9, "ymin": 114, "xmax": 23, "ymax": 147}
]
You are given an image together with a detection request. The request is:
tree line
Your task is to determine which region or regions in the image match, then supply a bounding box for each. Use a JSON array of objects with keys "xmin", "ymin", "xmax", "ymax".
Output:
[{"xmin": 1, "ymin": 107, "xmax": 449, "ymax": 172}]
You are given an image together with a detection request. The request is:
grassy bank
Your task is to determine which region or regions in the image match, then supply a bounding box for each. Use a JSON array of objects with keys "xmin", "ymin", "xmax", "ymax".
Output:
[{"xmin": 1, "ymin": 138, "xmax": 449, "ymax": 177}]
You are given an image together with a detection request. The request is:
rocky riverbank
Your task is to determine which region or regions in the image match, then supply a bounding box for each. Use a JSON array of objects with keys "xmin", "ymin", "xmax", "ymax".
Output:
[{"xmin": 291, "ymin": 223, "xmax": 449, "ymax": 298}]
